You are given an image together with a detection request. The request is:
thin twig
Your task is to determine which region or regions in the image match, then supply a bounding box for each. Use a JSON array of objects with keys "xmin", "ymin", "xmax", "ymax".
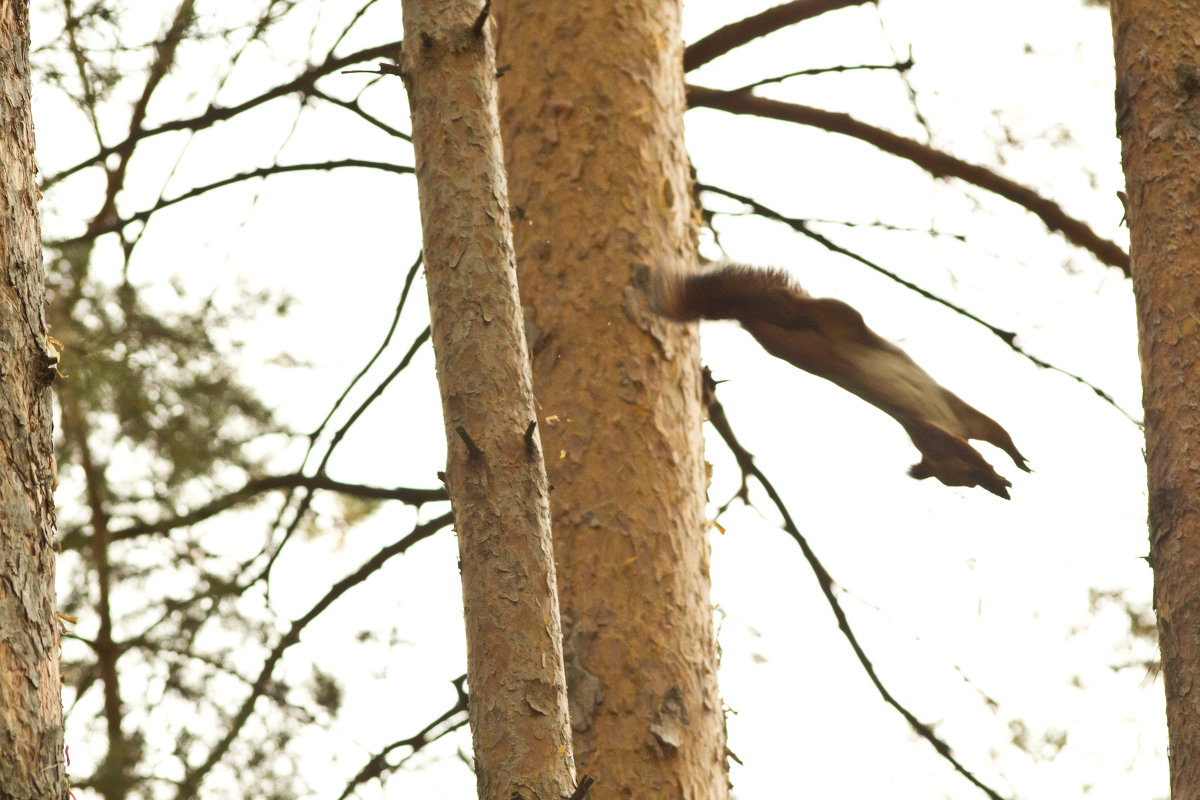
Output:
[
  {"xmin": 698, "ymin": 182, "xmax": 1141, "ymax": 425},
  {"xmin": 336, "ymin": 675, "xmax": 470, "ymax": 800},
  {"xmin": 49, "ymin": 160, "xmax": 415, "ymax": 247},
  {"xmin": 42, "ymin": 41, "xmax": 406, "ymax": 191},
  {"xmin": 66, "ymin": 474, "xmax": 445, "ymax": 546},
  {"xmin": 703, "ymin": 371, "xmax": 1009, "ymax": 800},
  {"xmin": 726, "ymin": 57, "xmax": 912, "ymax": 94},
  {"xmin": 174, "ymin": 512, "xmax": 453, "ymax": 800},
  {"xmin": 685, "ymin": 86, "xmax": 1130, "ymax": 274},
  {"xmin": 255, "ymin": 325, "xmax": 433, "ymax": 587}
]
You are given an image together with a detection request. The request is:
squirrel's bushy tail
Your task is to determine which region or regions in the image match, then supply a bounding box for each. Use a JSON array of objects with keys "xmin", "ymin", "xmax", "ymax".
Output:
[{"xmin": 651, "ymin": 263, "xmax": 803, "ymax": 323}]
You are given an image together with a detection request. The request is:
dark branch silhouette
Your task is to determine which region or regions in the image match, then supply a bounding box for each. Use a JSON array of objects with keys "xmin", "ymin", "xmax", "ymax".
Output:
[
  {"xmin": 726, "ymin": 57, "xmax": 912, "ymax": 95},
  {"xmin": 173, "ymin": 511, "xmax": 453, "ymax": 800},
  {"xmin": 336, "ymin": 675, "xmax": 470, "ymax": 800},
  {"xmin": 255, "ymin": 325, "xmax": 434, "ymax": 589},
  {"xmin": 683, "ymin": 0, "xmax": 873, "ymax": 72},
  {"xmin": 698, "ymin": 183, "xmax": 1141, "ymax": 424},
  {"xmin": 702, "ymin": 370, "xmax": 1009, "ymax": 800},
  {"xmin": 49, "ymin": 160, "xmax": 415, "ymax": 246},
  {"xmin": 310, "ymin": 88, "xmax": 413, "ymax": 140},
  {"xmin": 42, "ymin": 40, "xmax": 405, "ymax": 191},
  {"xmin": 82, "ymin": 473, "xmax": 445, "ymax": 544},
  {"xmin": 686, "ymin": 86, "xmax": 1130, "ymax": 274},
  {"xmin": 301, "ymin": 254, "xmax": 425, "ymax": 472},
  {"xmin": 240, "ymin": 257, "xmax": 428, "ymax": 599}
]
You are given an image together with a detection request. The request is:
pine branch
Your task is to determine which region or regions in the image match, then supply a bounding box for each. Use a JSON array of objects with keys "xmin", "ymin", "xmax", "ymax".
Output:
[
  {"xmin": 686, "ymin": 86, "xmax": 1130, "ymax": 273},
  {"xmin": 683, "ymin": 0, "xmax": 873, "ymax": 72}
]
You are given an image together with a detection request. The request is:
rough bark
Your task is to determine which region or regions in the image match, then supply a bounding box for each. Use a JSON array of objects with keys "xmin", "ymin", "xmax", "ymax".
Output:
[
  {"xmin": 494, "ymin": 1, "xmax": 727, "ymax": 797},
  {"xmin": 1112, "ymin": 3, "xmax": 1200, "ymax": 797},
  {"xmin": 0, "ymin": 1, "xmax": 67, "ymax": 799},
  {"xmin": 398, "ymin": 3, "xmax": 576, "ymax": 799}
]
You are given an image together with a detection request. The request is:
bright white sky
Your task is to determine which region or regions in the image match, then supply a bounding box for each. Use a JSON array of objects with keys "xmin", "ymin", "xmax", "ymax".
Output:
[
  {"xmin": 684, "ymin": 2, "xmax": 1153, "ymax": 798},
  {"xmin": 36, "ymin": 0, "xmax": 1159, "ymax": 798}
]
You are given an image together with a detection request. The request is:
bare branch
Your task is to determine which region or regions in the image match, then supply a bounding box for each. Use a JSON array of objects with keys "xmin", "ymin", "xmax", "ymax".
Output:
[
  {"xmin": 698, "ymin": 183, "xmax": 1141, "ymax": 424},
  {"xmin": 92, "ymin": 0, "xmax": 198, "ymax": 237},
  {"xmin": 329, "ymin": 0, "xmax": 387, "ymax": 55},
  {"xmin": 48, "ymin": 160, "xmax": 414, "ymax": 246},
  {"xmin": 310, "ymin": 88, "xmax": 413, "ymax": 140},
  {"xmin": 300, "ymin": 254, "xmax": 424, "ymax": 475},
  {"xmin": 255, "ymin": 326, "xmax": 434, "ymax": 587},
  {"xmin": 726, "ymin": 56, "xmax": 912, "ymax": 95},
  {"xmin": 64, "ymin": 474, "xmax": 445, "ymax": 548},
  {"xmin": 42, "ymin": 40, "xmax": 405, "ymax": 191},
  {"xmin": 686, "ymin": 86, "xmax": 1130, "ymax": 274},
  {"xmin": 703, "ymin": 370, "xmax": 1009, "ymax": 800},
  {"xmin": 684, "ymin": 0, "xmax": 873, "ymax": 72},
  {"xmin": 173, "ymin": 511, "xmax": 453, "ymax": 800},
  {"xmin": 336, "ymin": 675, "xmax": 469, "ymax": 800}
]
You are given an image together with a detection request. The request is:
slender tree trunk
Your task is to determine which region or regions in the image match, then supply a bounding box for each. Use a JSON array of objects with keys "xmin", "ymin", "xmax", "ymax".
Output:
[
  {"xmin": 398, "ymin": 3, "xmax": 576, "ymax": 799},
  {"xmin": 1112, "ymin": 4, "xmax": 1200, "ymax": 797},
  {"xmin": 494, "ymin": 1, "xmax": 728, "ymax": 797},
  {"xmin": 0, "ymin": 1, "xmax": 67, "ymax": 799}
]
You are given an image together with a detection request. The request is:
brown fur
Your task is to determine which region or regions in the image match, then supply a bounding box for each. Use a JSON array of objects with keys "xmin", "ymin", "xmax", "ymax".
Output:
[{"xmin": 653, "ymin": 263, "xmax": 1029, "ymax": 497}]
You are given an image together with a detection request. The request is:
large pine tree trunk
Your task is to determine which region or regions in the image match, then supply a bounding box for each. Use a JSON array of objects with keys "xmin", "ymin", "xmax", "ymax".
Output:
[
  {"xmin": 1112, "ymin": 4, "xmax": 1200, "ymax": 796},
  {"xmin": 0, "ymin": 1, "xmax": 67, "ymax": 799},
  {"xmin": 399, "ymin": 2, "xmax": 576, "ymax": 799},
  {"xmin": 494, "ymin": 1, "xmax": 728, "ymax": 796}
]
